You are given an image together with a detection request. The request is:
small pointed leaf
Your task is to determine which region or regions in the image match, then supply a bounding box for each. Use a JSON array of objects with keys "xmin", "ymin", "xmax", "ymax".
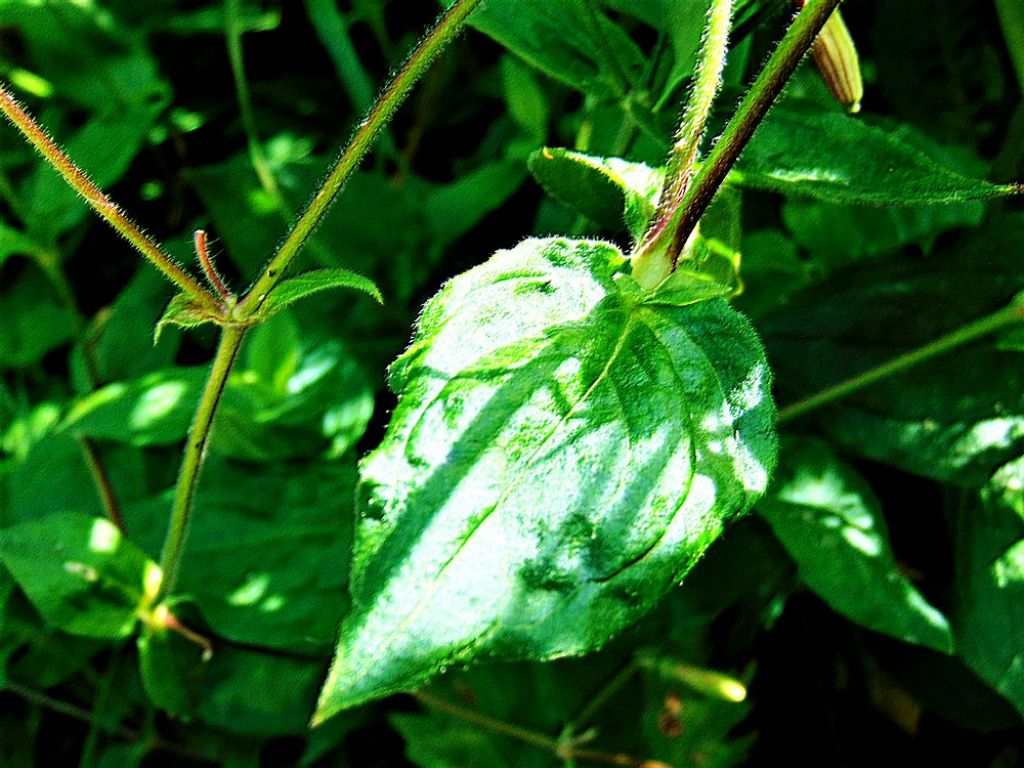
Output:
[
  {"xmin": 315, "ymin": 237, "xmax": 777, "ymax": 720},
  {"xmin": 260, "ymin": 268, "xmax": 382, "ymax": 319},
  {"xmin": 153, "ymin": 293, "xmax": 221, "ymax": 344}
]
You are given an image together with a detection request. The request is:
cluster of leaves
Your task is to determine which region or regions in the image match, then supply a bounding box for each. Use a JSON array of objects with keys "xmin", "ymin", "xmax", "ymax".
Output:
[{"xmin": 1, "ymin": 0, "xmax": 1023, "ymax": 766}]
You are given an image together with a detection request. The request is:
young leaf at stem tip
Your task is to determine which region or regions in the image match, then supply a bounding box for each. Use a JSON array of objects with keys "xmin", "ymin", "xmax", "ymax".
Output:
[{"xmin": 257, "ymin": 267, "xmax": 383, "ymax": 321}]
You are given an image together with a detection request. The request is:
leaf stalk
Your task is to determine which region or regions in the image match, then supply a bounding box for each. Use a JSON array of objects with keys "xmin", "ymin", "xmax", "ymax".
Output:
[{"xmin": 777, "ymin": 301, "xmax": 1024, "ymax": 423}]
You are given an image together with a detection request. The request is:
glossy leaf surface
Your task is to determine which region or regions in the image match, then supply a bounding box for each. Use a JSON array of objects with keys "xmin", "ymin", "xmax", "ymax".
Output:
[
  {"xmin": 0, "ymin": 513, "xmax": 158, "ymax": 639},
  {"xmin": 952, "ymin": 458, "xmax": 1024, "ymax": 715},
  {"xmin": 316, "ymin": 237, "xmax": 777, "ymax": 719},
  {"xmin": 758, "ymin": 438, "xmax": 952, "ymax": 652},
  {"xmin": 734, "ymin": 102, "xmax": 1019, "ymax": 204}
]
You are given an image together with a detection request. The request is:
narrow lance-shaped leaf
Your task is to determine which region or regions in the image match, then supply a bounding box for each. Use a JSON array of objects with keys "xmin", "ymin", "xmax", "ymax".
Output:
[
  {"xmin": 259, "ymin": 267, "xmax": 382, "ymax": 319},
  {"xmin": 315, "ymin": 237, "xmax": 777, "ymax": 720},
  {"xmin": 730, "ymin": 102, "xmax": 1021, "ymax": 205},
  {"xmin": 763, "ymin": 216, "xmax": 1024, "ymax": 485},
  {"xmin": 951, "ymin": 457, "xmax": 1024, "ymax": 716}
]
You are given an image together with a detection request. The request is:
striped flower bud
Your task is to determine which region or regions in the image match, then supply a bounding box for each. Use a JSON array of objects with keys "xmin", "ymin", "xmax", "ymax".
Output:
[{"xmin": 798, "ymin": 2, "xmax": 864, "ymax": 113}]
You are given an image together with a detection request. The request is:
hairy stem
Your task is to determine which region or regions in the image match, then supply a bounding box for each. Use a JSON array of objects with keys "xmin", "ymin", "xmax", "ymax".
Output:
[
  {"xmin": 237, "ymin": 0, "xmax": 482, "ymax": 318},
  {"xmin": 777, "ymin": 301, "xmax": 1024, "ymax": 423},
  {"xmin": 633, "ymin": 0, "xmax": 734, "ymax": 289},
  {"xmin": 156, "ymin": 325, "xmax": 246, "ymax": 601},
  {"xmin": 645, "ymin": 0, "xmax": 844, "ymax": 272},
  {"xmin": 0, "ymin": 84, "xmax": 216, "ymax": 309}
]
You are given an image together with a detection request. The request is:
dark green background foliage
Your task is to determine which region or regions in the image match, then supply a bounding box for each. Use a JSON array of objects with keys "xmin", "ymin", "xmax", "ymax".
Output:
[{"xmin": 0, "ymin": 0, "xmax": 1022, "ymax": 765}]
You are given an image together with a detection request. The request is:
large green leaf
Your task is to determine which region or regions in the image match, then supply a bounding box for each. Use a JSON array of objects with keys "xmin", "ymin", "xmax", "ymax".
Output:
[
  {"xmin": 758, "ymin": 438, "xmax": 952, "ymax": 652},
  {"xmin": 2, "ymin": 431, "xmax": 147, "ymax": 527},
  {"xmin": 732, "ymin": 102, "xmax": 1018, "ymax": 205},
  {"xmin": 315, "ymin": 237, "xmax": 777, "ymax": 719},
  {"xmin": 951, "ymin": 458, "xmax": 1024, "ymax": 716},
  {"xmin": 781, "ymin": 198, "xmax": 985, "ymax": 268},
  {"xmin": 391, "ymin": 710, "xmax": 551, "ymax": 768},
  {"xmin": 136, "ymin": 622, "xmax": 326, "ymax": 734},
  {"xmin": 763, "ymin": 217, "xmax": 1024, "ymax": 485},
  {"xmin": 63, "ymin": 367, "xmax": 207, "ymax": 446},
  {"xmin": 0, "ymin": 512, "xmax": 159, "ymax": 639}
]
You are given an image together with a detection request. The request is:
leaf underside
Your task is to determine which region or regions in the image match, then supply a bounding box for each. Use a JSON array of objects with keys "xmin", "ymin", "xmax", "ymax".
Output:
[{"xmin": 315, "ymin": 237, "xmax": 777, "ymax": 720}]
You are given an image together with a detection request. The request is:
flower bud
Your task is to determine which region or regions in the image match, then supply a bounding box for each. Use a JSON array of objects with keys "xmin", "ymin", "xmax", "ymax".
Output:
[{"xmin": 798, "ymin": 2, "xmax": 864, "ymax": 113}]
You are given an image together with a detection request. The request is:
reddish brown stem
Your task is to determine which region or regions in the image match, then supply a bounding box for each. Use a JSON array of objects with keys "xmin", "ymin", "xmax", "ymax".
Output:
[{"xmin": 193, "ymin": 229, "xmax": 232, "ymax": 301}]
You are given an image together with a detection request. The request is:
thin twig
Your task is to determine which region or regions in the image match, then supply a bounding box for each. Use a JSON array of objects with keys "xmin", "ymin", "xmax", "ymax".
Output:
[
  {"xmin": 224, "ymin": 0, "xmax": 286, "ymax": 208},
  {"xmin": 77, "ymin": 438, "xmax": 126, "ymax": 532}
]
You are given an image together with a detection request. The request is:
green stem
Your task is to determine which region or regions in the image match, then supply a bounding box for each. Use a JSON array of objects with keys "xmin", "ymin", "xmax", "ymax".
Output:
[
  {"xmin": 78, "ymin": 648, "xmax": 123, "ymax": 768},
  {"xmin": 224, "ymin": 0, "xmax": 286, "ymax": 209},
  {"xmin": 633, "ymin": 0, "xmax": 734, "ymax": 288},
  {"xmin": 996, "ymin": 0, "xmax": 1024, "ymax": 94},
  {"xmin": 0, "ymin": 84, "xmax": 216, "ymax": 310},
  {"xmin": 7, "ymin": 681, "xmax": 214, "ymax": 762},
  {"xmin": 156, "ymin": 325, "xmax": 246, "ymax": 601},
  {"xmin": 777, "ymin": 301, "xmax": 1024, "ymax": 424},
  {"xmin": 641, "ymin": 0, "xmax": 843, "ymax": 272},
  {"xmin": 578, "ymin": 0, "xmax": 632, "ymax": 98},
  {"xmin": 237, "ymin": 0, "xmax": 482, "ymax": 319},
  {"xmin": 412, "ymin": 692, "xmax": 649, "ymax": 767},
  {"xmin": 6, "ymin": 681, "xmax": 136, "ymax": 742},
  {"xmin": 566, "ymin": 659, "xmax": 637, "ymax": 734},
  {"xmin": 0, "ymin": 163, "xmax": 30, "ymax": 224}
]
